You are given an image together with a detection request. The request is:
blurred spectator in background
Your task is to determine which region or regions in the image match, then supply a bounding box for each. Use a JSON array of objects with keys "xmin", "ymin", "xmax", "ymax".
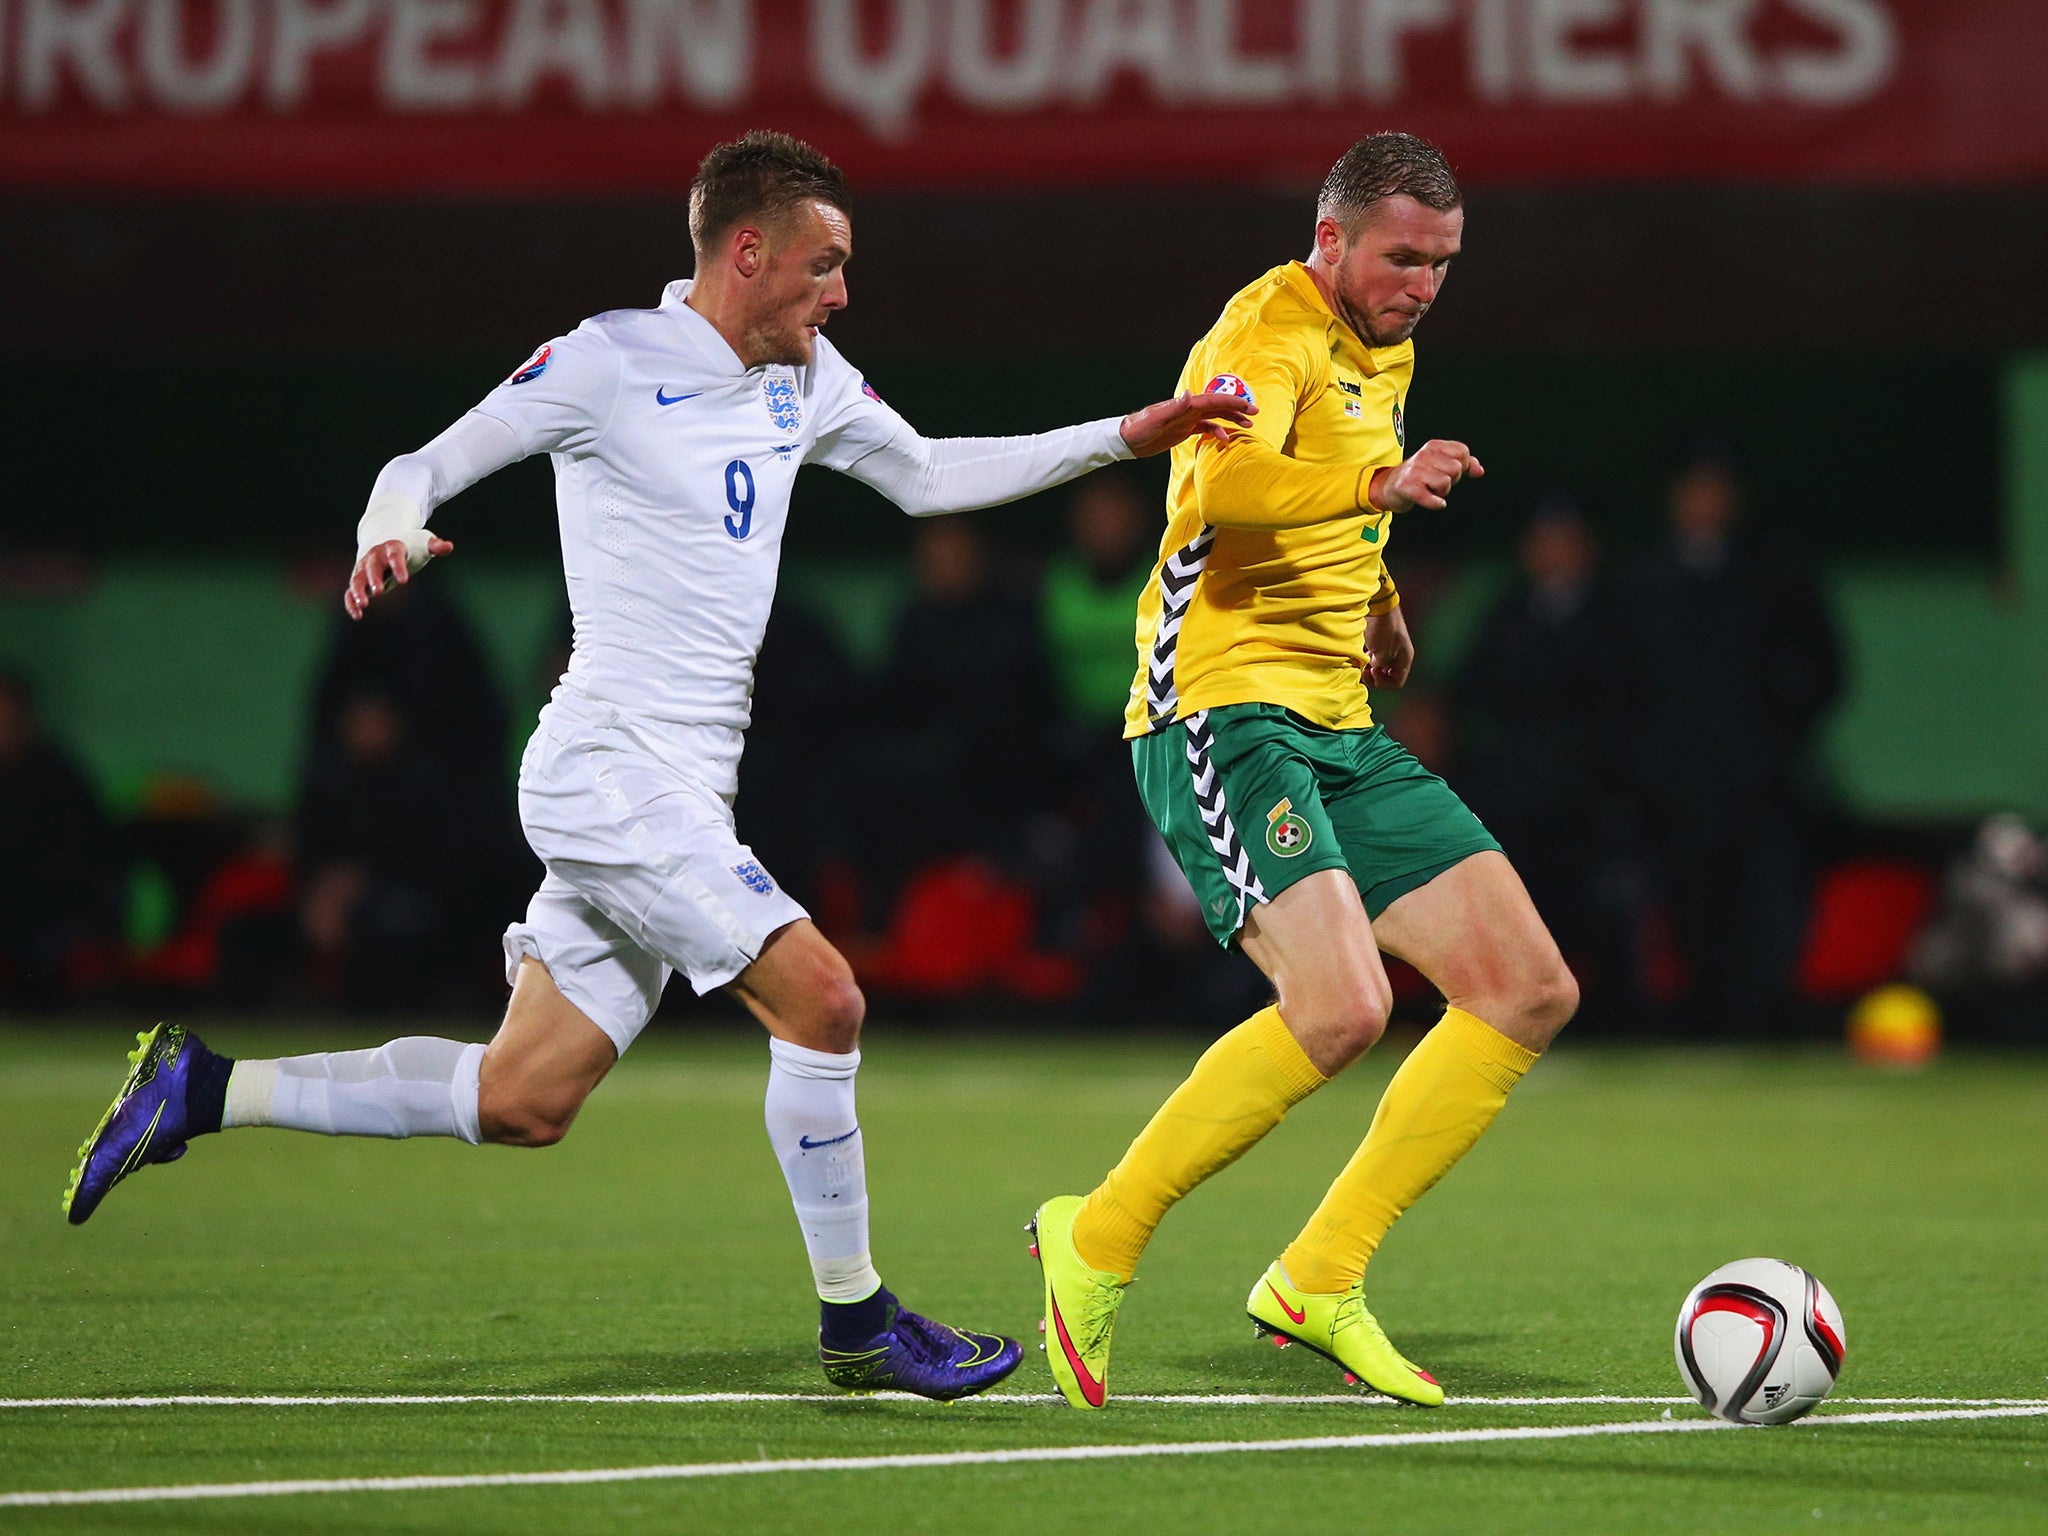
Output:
[
  {"xmin": 1112, "ymin": 832, "xmax": 1270, "ymax": 1030},
  {"xmin": 310, "ymin": 579, "xmax": 509, "ymax": 793},
  {"xmin": 303, "ymin": 581, "xmax": 533, "ymax": 1001},
  {"xmin": 736, "ymin": 603, "xmax": 862, "ymax": 921},
  {"xmin": 1042, "ymin": 470, "xmax": 1153, "ymax": 727},
  {"xmin": 1910, "ymin": 814, "xmax": 2048, "ymax": 1041},
  {"xmin": 296, "ymin": 690, "xmax": 493, "ymax": 1009},
  {"xmin": 1622, "ymin": 440, "xmax": 1844, "ymax": 1034},
  {"xmin": 864, "ymin": 519, "xmax": 1055, "ymax": 905},
  {"xmin": 1451, "ymin": 498, "xmax": 1640, "ymax": 1028},
  {"xmin": 1035, "ymin": 471, "xmax": 1158, "ymax": 983},
  {"xmin": 0, "ymin": 671, "xmax": 123, "ymax": 1008},
  {"xmin": 123, "ymin": 775, "xmax": 296, "ymax": 1008}
]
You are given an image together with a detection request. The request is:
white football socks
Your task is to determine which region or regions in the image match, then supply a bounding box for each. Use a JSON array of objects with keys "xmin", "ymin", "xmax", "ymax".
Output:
[
  {"xmin": 223, "ymin": 1038, "xmax": 484, "ymax": 1144},
  {"xmin": 765, "ymin": 1037, "xmax": 881, "ymax": 1303},
  {"xmin": 220, "ymin": 1033, "xmax": 880, "ymax": 1303}
]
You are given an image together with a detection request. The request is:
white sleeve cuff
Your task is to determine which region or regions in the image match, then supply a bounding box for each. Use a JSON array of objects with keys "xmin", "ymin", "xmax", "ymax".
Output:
[{"xmin": 355, "ymin": 492, "xmax": 435, "ymax": 569}]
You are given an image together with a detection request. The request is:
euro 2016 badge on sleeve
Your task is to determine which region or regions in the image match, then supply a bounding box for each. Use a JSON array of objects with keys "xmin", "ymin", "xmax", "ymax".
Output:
[
  {"xmin": 508, "ymin": 344, "xmax": 552, "ymax": 385},
  {"xmin": 1266, "ymin": 798, "xmax": 1313, "ymax": 858},
  {"xmin": 763, "ymin": 371, "xmax": 802, "ymax": 432},
  {"xmin": 1206, "ymin": 374, "xmax": 1255, "ymax": 408}
]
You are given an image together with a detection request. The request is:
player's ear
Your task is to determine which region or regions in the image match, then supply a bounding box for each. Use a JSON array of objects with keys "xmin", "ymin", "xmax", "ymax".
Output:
[
  {"xmin": 732, "ymin": 225, "xmax": 765, "ymax": 280},
  {"xmin": 1313, "ymin": 215, "xmax": 1347, "ymax": 266}
]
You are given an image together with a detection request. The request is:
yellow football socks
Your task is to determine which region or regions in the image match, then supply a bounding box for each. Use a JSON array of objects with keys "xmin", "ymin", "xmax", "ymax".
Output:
[
  {"xmin": 1280, "ymin": 1007, "xmax": 1537, "ymax": 1294},
  {"xmin": 1073, "ymin": 1005, "xmax": 1328, "ymax": 1281}
]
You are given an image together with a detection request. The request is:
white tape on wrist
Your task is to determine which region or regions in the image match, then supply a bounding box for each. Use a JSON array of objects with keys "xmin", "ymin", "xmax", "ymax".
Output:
[{"xmin": 356, "ymin": 493, "xmax": 436, "ymax": 571}]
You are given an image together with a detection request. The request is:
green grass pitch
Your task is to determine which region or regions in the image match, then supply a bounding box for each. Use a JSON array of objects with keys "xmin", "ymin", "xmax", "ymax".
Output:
[{"xmin": 2, "ymin": 1021, "xmax": 2044, "ymax": 1533}]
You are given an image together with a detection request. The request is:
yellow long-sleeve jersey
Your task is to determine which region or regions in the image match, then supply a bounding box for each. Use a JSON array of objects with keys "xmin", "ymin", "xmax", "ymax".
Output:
[{"xmin": 1124, "ymin": 261, "xmax": 1413, "ymax": 740}]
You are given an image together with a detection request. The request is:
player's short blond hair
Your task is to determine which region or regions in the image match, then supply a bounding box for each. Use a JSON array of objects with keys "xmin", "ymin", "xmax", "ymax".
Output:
[
  {"xmin": 689, "ymin": 131, "xmax": 852, "ymax": 259},
  {"xmin": 1317, "ymin": 133, "xmax": 1462, "ymax": 233}
]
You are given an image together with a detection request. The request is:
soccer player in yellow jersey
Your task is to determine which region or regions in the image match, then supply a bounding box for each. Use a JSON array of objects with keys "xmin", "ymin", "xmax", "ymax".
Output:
[{"xmin": 1033, "ymin": 133, "xmax": 1579, "ymax": 1409}]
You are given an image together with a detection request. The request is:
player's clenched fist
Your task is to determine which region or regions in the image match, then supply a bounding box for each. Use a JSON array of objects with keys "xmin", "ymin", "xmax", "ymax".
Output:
[
  {"xmin": 344, "ymin": 533, "xmax": 455, "ymax": 618},
  {"xmin": 1367, "ymin": 439, "xmax": 1484, "ymax": 513}
]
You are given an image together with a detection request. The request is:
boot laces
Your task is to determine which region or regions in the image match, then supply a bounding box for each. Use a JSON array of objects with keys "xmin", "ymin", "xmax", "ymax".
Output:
[
  {"xmin": 1076, "ymin": 1276, "xmax": 1129, "ymax": 1357},
  {"xmin": 1332, "ymin": 1285, "xmax": 1384, "ymax": 1346},
  {"xmin": 891, "ymin": 1310, "xmax": 958, "ymax": 1367}
]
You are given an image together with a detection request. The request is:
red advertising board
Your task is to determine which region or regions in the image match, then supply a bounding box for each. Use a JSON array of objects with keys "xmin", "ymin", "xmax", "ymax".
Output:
[{"xmin": 2, "ymin": 0, "xmax": 2043, "ymax": 194}]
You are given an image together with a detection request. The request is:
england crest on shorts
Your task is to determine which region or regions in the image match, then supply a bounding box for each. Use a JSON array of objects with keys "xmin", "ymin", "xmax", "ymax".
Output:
[
  {"xmin": 731, "ymin": 860, "xmax": 776, "ymax": 895},
  {"xmin": 763, "ymin": 371, "xmax": 802, "ymax": 432}
]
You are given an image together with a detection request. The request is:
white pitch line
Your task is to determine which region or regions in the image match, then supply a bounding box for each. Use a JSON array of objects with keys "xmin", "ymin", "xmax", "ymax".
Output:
[
  {"xmin": 1, "ymin": 1391, "xmax": 2040, "ymax": 1411},
  {"xmin": 4, "ymin": 1403, "xmax": 2045, "ymax": 1509}
]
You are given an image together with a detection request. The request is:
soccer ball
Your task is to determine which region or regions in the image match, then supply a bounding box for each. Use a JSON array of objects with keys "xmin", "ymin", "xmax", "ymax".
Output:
[
  {"xmin": 1673, "ymin": 1258, "xmax": 1847, "ymax": 1424},
  {"xmin": 1847, "ymin": 983, "xmax": 1942, "ymax": 1067}
]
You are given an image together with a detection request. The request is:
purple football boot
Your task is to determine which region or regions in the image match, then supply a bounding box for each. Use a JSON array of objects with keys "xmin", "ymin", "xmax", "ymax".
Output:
[
  {"xmin": 64, "ymin": 1023, "xmax": 229, "ymax": 1226},
  {"xmin": 818, "ymin": 1290, "xmax": 1023, "ymax": 1401}
]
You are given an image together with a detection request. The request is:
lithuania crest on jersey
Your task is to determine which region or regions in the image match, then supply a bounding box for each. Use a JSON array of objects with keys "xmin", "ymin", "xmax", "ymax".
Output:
[
  {"xmin": 1392, "ymin": 398, "xmax": 1406, "ymax": 448},
  {"xmin": 763, "ymin": 371, "xmax": 802, "ymax": 432},
  {"xmin": 1265, "ymin": 798, "xmax": 1313, "ymax": 858}
]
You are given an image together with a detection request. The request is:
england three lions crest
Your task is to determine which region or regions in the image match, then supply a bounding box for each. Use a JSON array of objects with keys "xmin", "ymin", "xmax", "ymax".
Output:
[{"xmin": 763, "ymin": 371, "xmax": 802, "ymax": 432}]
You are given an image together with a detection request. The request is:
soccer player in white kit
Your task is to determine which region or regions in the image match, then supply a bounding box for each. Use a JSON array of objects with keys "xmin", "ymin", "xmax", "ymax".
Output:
[{"xmin": 63, "ymin": 132, "xmax": 1252, "ymax": 1400}]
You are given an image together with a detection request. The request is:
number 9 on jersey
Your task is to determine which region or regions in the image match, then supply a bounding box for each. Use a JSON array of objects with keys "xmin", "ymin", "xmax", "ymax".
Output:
[{"xmin": 724, "ymin": 459, "xmax": 755, "ymax": 541}]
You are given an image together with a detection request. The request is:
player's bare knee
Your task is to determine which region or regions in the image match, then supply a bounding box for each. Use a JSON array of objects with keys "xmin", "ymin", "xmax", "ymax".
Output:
[
  {"xmin": 1494, "ymin": 957, "xmax": 1578, "ymax": 1049},
  {"xmin": 479, "ymin": 1079, "xmax": 582, "ymax": 1148},
  {"xmin": 785, "ymin": 972, "xmax": 865, "ymax": 1055},
  {"xmin": 814, "ymin": 975, "xmax": 866, "ymax": 1053},
  {"xmin": 493, "ymin": 1105, "xmax": 576, "ymax": 1148},
  {"xmin": 1527, "ymin": 961, "xmax": 1580, "ymax": 1040},
  {"xmin": 1286, "ymin": 974, "xmax": 1390, "ymax": 1068},
  {"xmin": 503, "ymin": 1117, "xmax": 569, "ymax": 1149},
  {"xmin": 1340, "ymin": 982, "xmax": 1393, "ymax": 1054}
]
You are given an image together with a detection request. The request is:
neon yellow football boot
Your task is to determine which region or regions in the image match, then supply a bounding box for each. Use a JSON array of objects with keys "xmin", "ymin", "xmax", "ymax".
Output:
[
  {"xmin": 1246, "ymin": 1260, "xmax": 1444, "ymax": 1406},
  {"xmin": 1028, "ymin": 1195, "xmax": 1129, "ymax": 1410}
]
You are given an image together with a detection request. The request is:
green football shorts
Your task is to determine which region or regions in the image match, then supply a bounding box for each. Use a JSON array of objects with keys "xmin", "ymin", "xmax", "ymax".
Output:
[{"xmin": 1134, "ymin": 702, "xmax": 1502, "ymax": 947}]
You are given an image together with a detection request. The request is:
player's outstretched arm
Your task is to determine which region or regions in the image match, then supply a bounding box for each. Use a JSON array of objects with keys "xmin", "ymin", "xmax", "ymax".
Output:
[
  {"xmin": 346, "ymin": 328, "xmax": 615, "ymax": 618},
  {"xmin": 819, "ymin": 386, "xmax": 1252, "ymax": 518},
  {"xmin": 344, "ymin": 412, "xmax": 523, "ymax": 619}
]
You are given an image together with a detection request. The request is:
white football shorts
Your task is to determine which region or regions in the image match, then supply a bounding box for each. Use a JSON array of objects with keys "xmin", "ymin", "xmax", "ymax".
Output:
[{"xmin": 501, "ymin": 689, "xmax": 808, "ymax": 1054}]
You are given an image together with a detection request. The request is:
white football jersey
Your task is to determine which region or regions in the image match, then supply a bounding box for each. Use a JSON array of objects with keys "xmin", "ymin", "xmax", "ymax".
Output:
[{"xmin": 469, "ymin": 280, "xmax": 918, "ymax": 730}]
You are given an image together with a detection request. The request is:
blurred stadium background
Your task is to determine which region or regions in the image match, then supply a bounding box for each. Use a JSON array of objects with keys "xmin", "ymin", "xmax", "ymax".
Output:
[{"xmin": 3, "ymin": 0, "xmax": 2046, "ymax": 1047}]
